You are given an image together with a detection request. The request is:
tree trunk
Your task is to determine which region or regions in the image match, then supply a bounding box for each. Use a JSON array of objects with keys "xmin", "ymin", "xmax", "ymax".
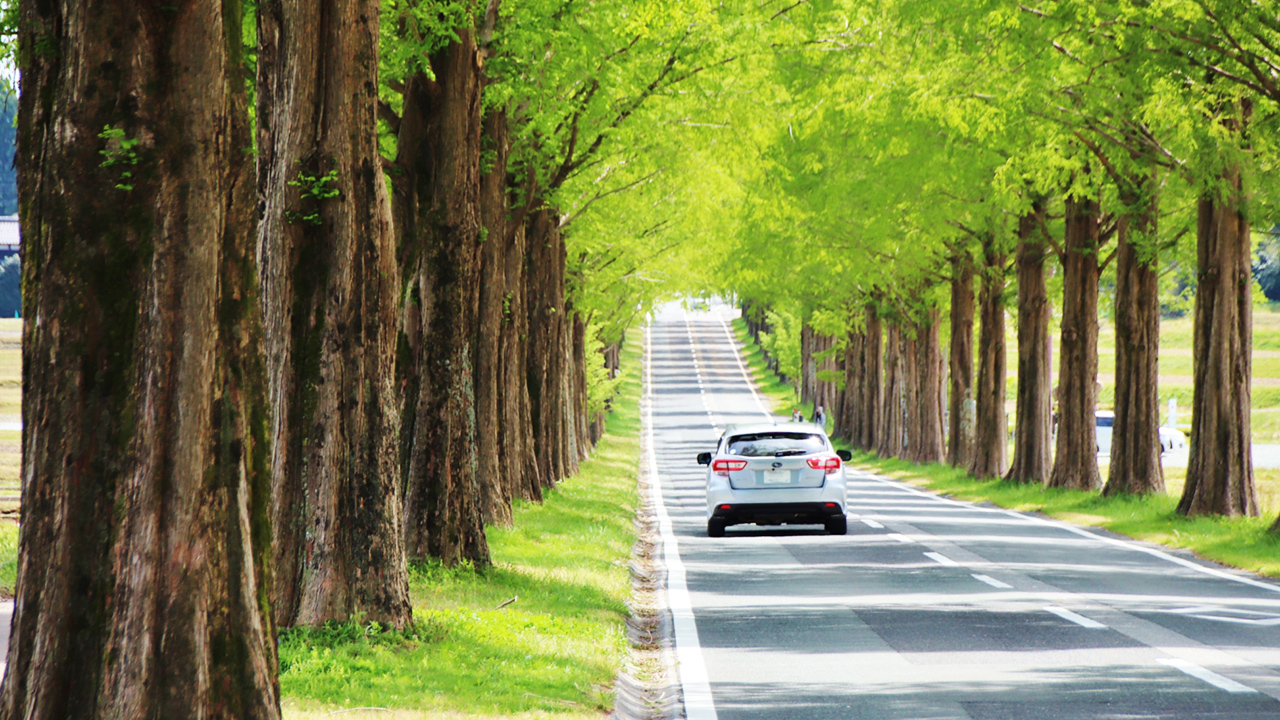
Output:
[
  {"xmin": 836, "ymin": 327, "xmax": 864, "ymax": 442},
  {"xmin": 3, "ymin": 0, "xmax": 279, "ymax": 716},
  {"xmin": 1105, "ymin": 176, "xmax": 1165, "ymax": 497},
  {"xmin": 860, "ymin": 308, "xmax": 883, "ymax": 451},
  {"xmin": 256, "ymin": 0, "xmax": 411, "ymax": 630},
  {"xmin": 877, "ymin": 323, "xmax": 905, "ymax": 458},
  {"xmin": 800, "ymin": 324, "xmax": 817, "ymax": 407},
  {"xmin": 1185, "ymin": 174, "xmax": 1257, "ymax": 517},
  {"xmin": 1048, "ymin": 195, "xmax": 1103, "ymax": 491},
  {"xmin": 948, "ymin": 251, "xmax": 976, "ymax": 467},
  {"xmin": 476, "ymin": 110, "xmax": 513, "ymax": 525},
  {"xmin": 968, "ymin": 238, "xmax": 1009, "ymax": 479},
  {"xmin": 1006, "ymin": 205, "xmax": 1054, "ymax": 485},
  {"xmin": 901, "ymin": 327, "xmax": 919, "ymax": 458},
  {"xmin": 911, "ymin": 311, "xmax": 945, "ymax": 464},
  {"xmin": 395, "ymin": 32, "xmax": 490, "ymax": 565},
  {"xmin": 526, "ymin": 203, "xmax": 569, "ymax": 487},
  {"xmin": 500, "ymin": 181, "xmax": 543, "ymax": 504}
]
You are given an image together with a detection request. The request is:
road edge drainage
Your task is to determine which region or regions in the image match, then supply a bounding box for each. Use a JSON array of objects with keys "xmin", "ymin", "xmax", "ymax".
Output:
[{"xmin": 612, "ymin": 444, "xmax": 684, "ymax": 720}]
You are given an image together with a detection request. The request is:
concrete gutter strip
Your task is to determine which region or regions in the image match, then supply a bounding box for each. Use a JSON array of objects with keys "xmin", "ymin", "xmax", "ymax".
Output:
[{"xmin": 612, "ymin": 449, "xmax": 685, "ymax": 720}]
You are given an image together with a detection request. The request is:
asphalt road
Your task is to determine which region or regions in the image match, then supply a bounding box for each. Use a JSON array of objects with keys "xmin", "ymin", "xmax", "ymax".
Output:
[{"xmin": 646, "ymin": 302, "xmax": 1280, "ymax": 720}]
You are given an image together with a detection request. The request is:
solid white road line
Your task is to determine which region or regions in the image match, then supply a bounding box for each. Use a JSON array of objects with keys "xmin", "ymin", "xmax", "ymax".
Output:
[
  {"xmin": 888, "ymin": 533, "xmax": 915, "ymax": 544},
  {"xmin": 923, "ymin": 551, "xmax": 959, "ymax": 567},
  {"xmin": 1044, "ymin": 606, "xmax": 1107, "ymax": 629},
  {"xmin": 645, "ymin": 323, "xmax": 719, "ymax": 720},
  {"xmin": 860, "ymin": 474, "xmax": 1280, "ymax": 596},
  {"xmin": 860, "ymin": 518, "xmax": 885, "ymax": 529},
  {"xmin": 971, "ymin": 573, "xmax": 1013, "ymax": 589},
  {"xmin": 1158, "ymin": 658, "xmax": 1258, "ymax": 694}
]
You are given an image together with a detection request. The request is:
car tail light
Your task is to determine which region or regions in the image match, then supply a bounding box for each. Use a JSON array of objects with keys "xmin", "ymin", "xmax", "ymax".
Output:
[
  {"xmin": 712, "ymin": 459, "xmax": 748, "ymax": 476},
  {"xmin": 806, "ymin": 456, "xmax": 841, "ymax": 472}
]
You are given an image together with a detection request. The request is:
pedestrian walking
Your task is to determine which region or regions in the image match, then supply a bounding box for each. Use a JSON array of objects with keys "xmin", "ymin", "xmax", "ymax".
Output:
[
  {"xmin": 791, "ymin": 407, "xmax": 804, "ymax": 423},
  {"xmin": 814, "ymin": 405, "xmax": 826, "ymax": 428}
]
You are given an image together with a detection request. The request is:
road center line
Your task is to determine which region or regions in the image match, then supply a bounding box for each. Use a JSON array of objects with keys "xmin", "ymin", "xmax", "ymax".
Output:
[
  {"xmin": 860, "ymin": 518, "xmax": 884, "ymax": 529},
  {"xmin": 1158, "ymin": 658, "xmax": 1258, "ymax": 694},
  {"xmin": 1044, "ymin": 606, "xmax": 1107, "ymax": 629},
  {"xmin": 924, "ymin": 551, "xmax": 959, "ymax": 567},
  {"xmin": 971, "ymin": 573, "xmax": 1012, "ymax": 589},
  {"xmin": 644, "ymin": 323, "xmax": 718, "ymax": 720},
  {"xmin": 888, "ymin": 533, "xmax": 915, "ymax": 544}
]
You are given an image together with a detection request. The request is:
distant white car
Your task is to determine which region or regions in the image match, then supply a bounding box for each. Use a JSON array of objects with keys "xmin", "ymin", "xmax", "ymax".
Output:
[
  {"xmin": 697, "ymin": 423, "xmax": 851, "ymax": 537},
  {"xmin": 1095, "ymin": 410, "xmax": 1187, "ymax": 455}
]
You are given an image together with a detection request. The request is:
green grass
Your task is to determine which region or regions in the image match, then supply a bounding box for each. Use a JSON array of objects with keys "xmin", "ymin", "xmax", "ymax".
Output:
[
  {"xmin": 281, "ymin": 340, "xmax": 643, "ymax": 719},
  {"xmin": 851, "ymin": 451, "xmax": 1280, "ymax": 580}
]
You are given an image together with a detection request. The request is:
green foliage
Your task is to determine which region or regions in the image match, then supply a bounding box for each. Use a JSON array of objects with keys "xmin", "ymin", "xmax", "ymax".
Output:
[
  {"xmin": 758, "ymin": 307, "xmax": 801, "ymax": 385},
  {"xmin": 286, "ymin": 168, "xmax": 340, "ymax": 226},
  {"xmin": 97, "ymin": 126, "xmax": 140, "ymax": 192}
]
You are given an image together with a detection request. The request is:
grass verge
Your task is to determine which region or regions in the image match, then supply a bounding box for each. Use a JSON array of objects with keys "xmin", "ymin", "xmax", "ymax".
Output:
[
  {"xmin": 282, "ymin": 339, "xmax": 642, "ymax": 719},
  {"xmin": 728, "ymin": 310, "xmax": 1280, "ymax": 581}
]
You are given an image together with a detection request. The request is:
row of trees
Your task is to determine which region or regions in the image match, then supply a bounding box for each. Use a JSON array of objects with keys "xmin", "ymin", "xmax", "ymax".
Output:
[
  {"xmin": 721, "ymin": 0, "xmax": 1274, "ymax": 522},
  {"xmin": 0, "ymin": 0, "xmax": 736, "ymax": 715}
]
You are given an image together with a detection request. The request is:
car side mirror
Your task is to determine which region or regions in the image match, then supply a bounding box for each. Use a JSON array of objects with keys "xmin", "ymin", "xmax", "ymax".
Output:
[
  {"xmin": 836, "ymin": 450, "xmax": 852, "ymax": 462},
  {"xmin": 696, "ymin": 452, "xmax": 712, "ymax": 466}
]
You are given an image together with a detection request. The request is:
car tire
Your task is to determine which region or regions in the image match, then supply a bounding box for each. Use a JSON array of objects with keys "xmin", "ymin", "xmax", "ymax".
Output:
[
  {"xmin": 707, "ymin": 519, "xmax": 726, "ymax": 538},
  {"xmin": 825, "ymin": 516, "xmax": 847, "ymax": 536}
]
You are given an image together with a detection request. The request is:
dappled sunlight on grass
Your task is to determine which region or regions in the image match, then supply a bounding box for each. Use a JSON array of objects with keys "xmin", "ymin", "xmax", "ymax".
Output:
[{"xmin": 281, "ymin": 340, "xmax": 643, "ymax": 718}]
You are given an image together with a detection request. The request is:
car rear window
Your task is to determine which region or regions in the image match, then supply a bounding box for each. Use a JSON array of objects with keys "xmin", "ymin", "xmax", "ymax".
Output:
[{"xmin": 727, "ymin": 432, "xmax": 826, "ymax": 457}]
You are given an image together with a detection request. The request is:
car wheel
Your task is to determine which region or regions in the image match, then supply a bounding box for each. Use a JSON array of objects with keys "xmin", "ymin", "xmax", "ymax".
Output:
[
  {"xmin": 825, "ymin": 516, "xmax": 847, "ymax": 536},
  {"xmin": 707, "ymin": 519, "xmax": 726, "ymax": 538}
]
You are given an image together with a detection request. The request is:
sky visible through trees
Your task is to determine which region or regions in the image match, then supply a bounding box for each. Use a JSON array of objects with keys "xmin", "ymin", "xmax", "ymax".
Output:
[{"xmin": 3, "ymin": 0, "xmax": 1280, "ymax": 715}]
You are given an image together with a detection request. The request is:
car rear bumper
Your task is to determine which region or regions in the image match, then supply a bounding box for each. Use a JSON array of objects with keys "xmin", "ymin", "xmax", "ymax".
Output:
[{"xmin": 709, "ymin": 501, "xmax": 845, "ymax": 527}]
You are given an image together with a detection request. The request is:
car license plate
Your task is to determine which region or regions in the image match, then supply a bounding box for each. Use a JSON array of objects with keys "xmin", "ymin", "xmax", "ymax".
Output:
[{"xmin": 762, "ymin": 469, "xmax": 791, "ymax": 485}]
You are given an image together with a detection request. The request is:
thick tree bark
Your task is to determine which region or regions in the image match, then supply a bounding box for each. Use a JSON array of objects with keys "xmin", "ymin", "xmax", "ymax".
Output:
[
  {"xmin": 910, "ymin": 311, "xmax": 945, "ymax": 464},
  {"xmin": 476, "ymin": 110, "xmax": 514, "ymax": 525},
  {"xmin": 877, "ymin": 322, "xmax": 905, "ymax": 458},
  {"xmin": 948, "ymin": 251, "xmax": 976, "ymax": 468},
  {"xmin": 1105, "ymin": 176, "xmax": 1165, "ymax": 497},
  {"xmin": 256, "ymin": 0, "xmax": 411, "ymax": 630},
  {"xmin": 2, "ymin": 0, "xmax": 280, "ymax": 716},
  {"xmin": 1185, "ymin": 174, "xmax": 1258, "ymax": 517},
  {"xmin": 500, "ymin": 180, "xmax": 543, "ymax": 504},
  {"xmin": 526, "ymin": 204, "xmax": 570, "ymax": 487},
  {"xmin": 1006, "ymin": 206, "xmax": 1054, "ymax": 485},
  {"xmin": 968, "ymin": 238, "xmax": 1009, "ymax": 479},
  {"xmin": 1048, "ymin": 195, "xmax": 1103, "ymax": 491},
  {"xmin": 395, "ymin": 32, "xmax": 490, "ymax": 565}
]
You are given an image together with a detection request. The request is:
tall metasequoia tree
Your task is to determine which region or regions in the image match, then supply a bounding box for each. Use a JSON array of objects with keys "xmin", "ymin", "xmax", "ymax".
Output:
[
  {"xmin": 800, "ymin": 324, "xmax": 817, "ymax": 407},
  {"xmin": 968, "ymin": 235, "xmax": 1009, "ymax": 479},
  {"xmin": 837, "ymin": 326, "xmax": 862, "ymax": 441},
  {"xmin": 1006, "ymin": 204, "xmax": 1053, "ymax": 484},
  {"xmin": 844, "ymin": 306, "xmax": 882, "ymax": 450},
  {"xmin": 877, "ymin": 322, "xmax": 905, "ymax": 458},
  {"xmin": 908, "ymin": 310, "xmax": 945, "ymax": 464},
  {"xmin": 1105, "ymin": 171, "xmax": 1165, "ymax": 497},
  {"xmin": 1184, "ymin": 154, "xmax": 1257, "ymax": 517},
  {"xmin": 1048, "ymin": 193, "xmax": 1104, "ymax": 491},
  {"xmin": 395, "ymin": 29, "xmax": 490, "ymax": 565},
  {"xmin": 947, "ymin": 249, "xmax": 975, "ymax": 467},
  {"xmin": 2, "ymin": 0, "xmax": 279, "ymax": 716},
  {"xmin": 256, "ymin": 0, "xmax": 411, "ymax": 628},
  {"xmin": 526, "ymin": 204, "xmax": 576, "ymax": 486}
]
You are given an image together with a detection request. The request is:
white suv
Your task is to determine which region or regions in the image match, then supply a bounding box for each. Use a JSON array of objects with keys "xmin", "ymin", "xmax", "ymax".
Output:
[
  {"xmin": 697, "ymin": 423, "xmax": 851, "ymax": 537},
  {"xmin": 1095, "ymin": 410, "xmax": 1188, "ymax": 455}
]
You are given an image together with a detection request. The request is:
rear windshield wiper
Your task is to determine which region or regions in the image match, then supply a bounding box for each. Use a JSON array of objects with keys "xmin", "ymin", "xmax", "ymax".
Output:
[{"xmin": 773, "ymin": 449, "xmax": 806, "ymax": 457}]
